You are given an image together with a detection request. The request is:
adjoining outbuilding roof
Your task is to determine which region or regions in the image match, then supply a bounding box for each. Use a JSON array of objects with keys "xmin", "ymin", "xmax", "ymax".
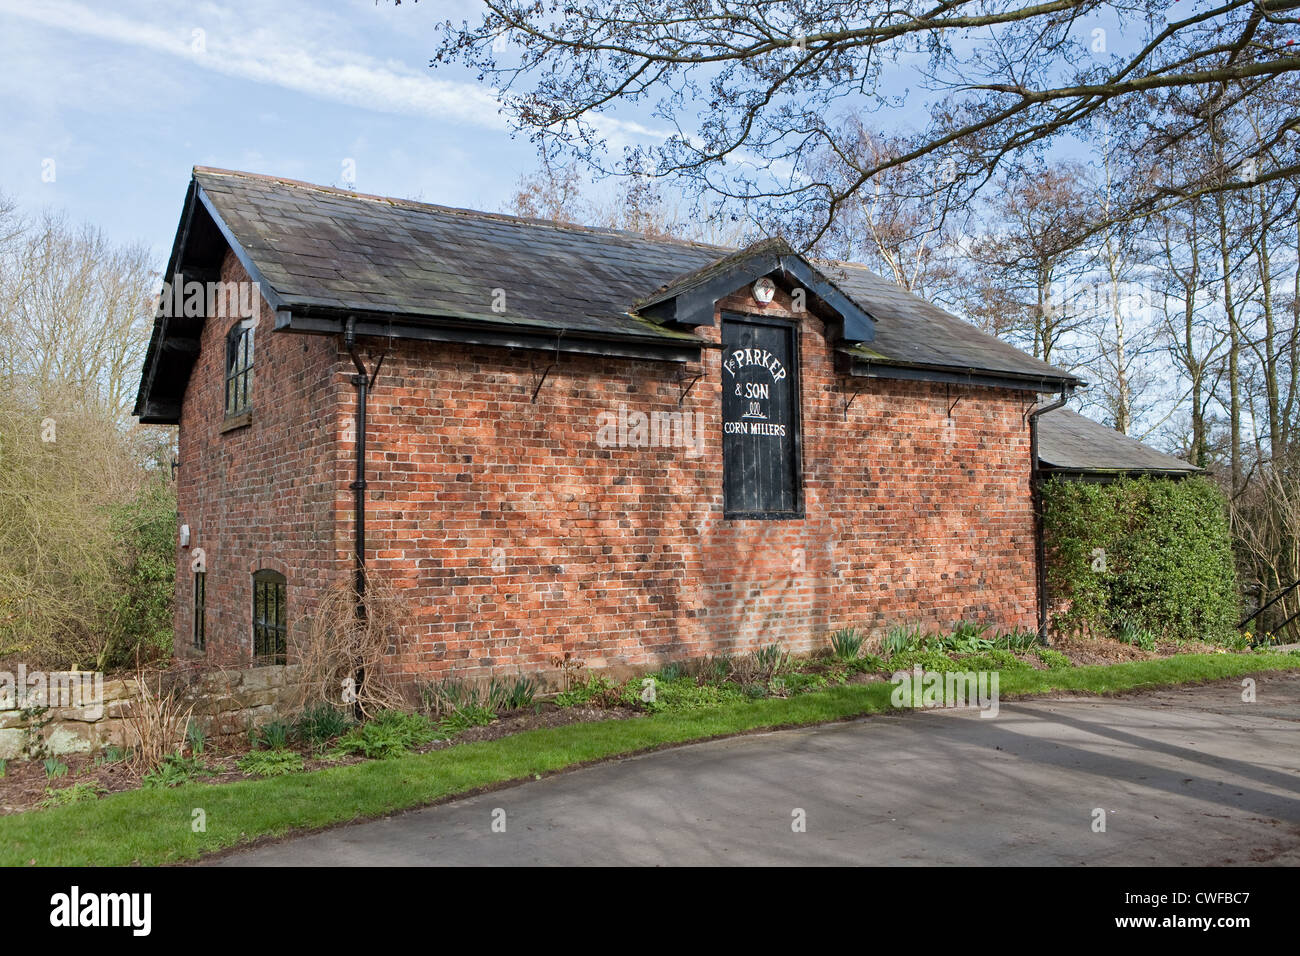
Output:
[
  {"xmin": 1037, "ymin": 408, "xmax": 1199, "ymax": 478},
  {"xmin": 134, "ymin": 167, "xmax": 1083, "ymax": 423}
]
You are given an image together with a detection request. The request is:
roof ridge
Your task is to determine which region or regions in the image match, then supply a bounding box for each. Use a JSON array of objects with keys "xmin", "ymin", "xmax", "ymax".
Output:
[{"xmin": 191, "ymin": 166, "xmax": 735, "ymax": 254}]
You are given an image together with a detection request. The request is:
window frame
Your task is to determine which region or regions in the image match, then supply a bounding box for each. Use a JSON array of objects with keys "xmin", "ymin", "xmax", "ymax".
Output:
[
  {"xmin": 192, "ymin": 570, "xmax": 206, "ymax": 650},
  {"xmin": 251, "ymin": 569, "xmax": 287, "ymax": 665},
  {"xmin": 224, "ymin": 320, "xmax": 254, "ymax": 418},
  {"xmin": 720, "ymin": 312, "xmax": 805, "ymax": 520}
]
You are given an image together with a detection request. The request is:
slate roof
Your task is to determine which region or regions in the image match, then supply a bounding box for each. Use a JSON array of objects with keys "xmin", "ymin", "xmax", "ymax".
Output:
[
  {"xmin": 836, "ymin": 264, "xmax": 1075, "ymax": 385},
  {"xmin": 1038, "ymin": 408, "xmax": 1198, "ymax": 476},
  {"xmin": 135, "ymin": 167, "xmax": 1083, "ymax": 422},
  {"xmin": 193, "ymin": 167, "xmax": 726, "ymax": 342},
  {"xmin": 191, "ymin": 167, "xmax": 1080, "ymax": 382}
]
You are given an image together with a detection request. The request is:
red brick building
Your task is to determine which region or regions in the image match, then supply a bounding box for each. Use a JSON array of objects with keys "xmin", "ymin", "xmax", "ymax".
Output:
[{"xmin": 136, "ymin": 167, "xmax": 1166, "ymax": 686}]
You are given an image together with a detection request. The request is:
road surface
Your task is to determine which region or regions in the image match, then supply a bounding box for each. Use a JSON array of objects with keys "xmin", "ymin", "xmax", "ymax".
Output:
[{"xmin": 210, "ymin": 671, "xmax": 1300, "ymax": 866}]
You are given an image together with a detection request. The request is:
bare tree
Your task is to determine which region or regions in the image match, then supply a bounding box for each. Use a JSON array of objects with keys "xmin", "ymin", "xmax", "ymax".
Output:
[
  {"xmin": 1231, "ymin": 456, "xmax": 1300, "ymax": 640},
  {"xmin": 0, "ymin": 196, "xmax": 170, "ymax": 669},
  {"xmin": 1154, "ymin": 189, "xmax": 1224, "ymax": 467},
  {"xmin": 1240, "ymin": 100, "xmax": 1300, "ymax": 466},
  {"xmin": 430, "ymin": 0, "xmax": 1300, "ymax": 248},
  {"xmin": 961, "ymin": 162, "xmax": 1090, "ymax": 363},
  {"xmin": 812, "ymin": 121, "xmax": 957, "ymax": 297},
  {"xmin": 1083, "ymin": 134, "xmax": 1166, "ymax": 436},
  {"xmin": 506, "ymin": 147, "xmax": 591, "ymax": 225},
  {"xmin": 0, "ymin": 210, "xmax": 156, "ymax": 424},
  {"xmin": 507, "ymin": 154, "xmax": 744, "ymax": 244}
]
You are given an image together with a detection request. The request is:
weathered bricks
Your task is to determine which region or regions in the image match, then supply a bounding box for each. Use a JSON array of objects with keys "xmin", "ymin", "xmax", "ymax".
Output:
[{"xmin": 173, "ymin": 253, "xmax": 1037, "ymax": 686}]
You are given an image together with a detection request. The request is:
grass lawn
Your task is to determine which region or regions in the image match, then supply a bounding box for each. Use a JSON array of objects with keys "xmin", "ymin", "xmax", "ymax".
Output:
[{"xmin": 1, "ymin": 652, "xmax": 1295, "ymax": 866}]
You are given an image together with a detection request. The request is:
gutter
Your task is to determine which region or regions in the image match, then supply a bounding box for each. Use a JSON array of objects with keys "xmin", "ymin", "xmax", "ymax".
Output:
[
  {"xmin": 840, "ymin": 351, "xmax": 1082, "ymax": 394},
  {"xmin": 1038, "ymin": 466, "xmax": 1199, "ymax": 483},
  {"xmin": 281, "ymin": 306, "xmax": 704, "ymax": 364},
  {"xmin": 1027, "ymin": 386, "xmax": 1075, "ymax": 641}
]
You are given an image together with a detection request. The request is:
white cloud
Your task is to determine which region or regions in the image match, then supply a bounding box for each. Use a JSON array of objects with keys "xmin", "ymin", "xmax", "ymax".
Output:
[
  {"xmin": 0, "ymin": 0, "xmax": 507, "ymax": 129},
  {"xmin": 0, "ymin": 0, "xmax": 676, "ymax": 148}
]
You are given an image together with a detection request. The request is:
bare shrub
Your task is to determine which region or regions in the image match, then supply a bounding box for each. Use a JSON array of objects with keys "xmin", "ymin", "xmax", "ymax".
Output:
[
  {"xmin": 291, "ymin": 573, "xmax": 410, "ymax": 719},
  {"xmin": 0, "ymin": 394, "xmax": 157, "ymax": 669},
  {"xmin": 124, "ymin": 667, "xmax": 194, "ymax": 774},
  {"xmin": 726, "ymin": 654, "xmax": 762, "ymax": 685},
  {"xmin": 549, "ymin": 653, "xmax": 586, "ymax": 692},
  {"xmin": 1230, "ymin": 459, "xmax": 1300, "ymax": 642},
  {"xmin": 0, "ymin": 207, "xmax": 168, "ymax": 671}
]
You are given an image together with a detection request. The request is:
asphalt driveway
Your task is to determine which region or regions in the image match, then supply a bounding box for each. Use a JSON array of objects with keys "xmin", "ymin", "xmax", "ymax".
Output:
[{"xmin": 211, "ymin": 671, "xmax": 1300, "ymax": 866}]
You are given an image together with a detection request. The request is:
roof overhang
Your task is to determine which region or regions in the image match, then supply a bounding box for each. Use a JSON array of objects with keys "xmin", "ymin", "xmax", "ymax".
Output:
[
  {"xmin": 280, "ymin": 306, "xmax": 704, "ymax": 364},
  {"xmin": 1037, "ymin": 466, "xmax": 1200, "ymax": 482},
  {"xmin": 134, "ymin": 180, "xmax": 236, "ymax": 424},
  {"xmin": 634, "ymin": 239, "xmax": 877, "ymax": 344},
  {"xmin": 837, "ymin": 347, "xmax": 1083, "ymax": 394}
]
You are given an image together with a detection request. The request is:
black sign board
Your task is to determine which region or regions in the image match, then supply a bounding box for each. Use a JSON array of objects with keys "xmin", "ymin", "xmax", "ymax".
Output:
[{"xmin": 721, "ymin": 314, "xmax": 803, "ymax": 517}]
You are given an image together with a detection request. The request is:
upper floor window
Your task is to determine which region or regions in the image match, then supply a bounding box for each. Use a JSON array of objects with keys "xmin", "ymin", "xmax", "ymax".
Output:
[
  {"xmin": 721, "ymin": 314, "xmax": 804, "ymax": 518},
  {"xmin": 252, "ymin": 569, "xmax": 286, "ymax": 665},
  {"xmin": 225, "ymin": 321, "xmax": 254, "ymax": 417}
]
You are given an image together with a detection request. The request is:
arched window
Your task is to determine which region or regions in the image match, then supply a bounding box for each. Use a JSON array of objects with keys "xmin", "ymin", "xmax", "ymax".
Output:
[
  {"xmin": 252, "ymin": 570, "xmax": 286, "ymax": 664},
  {"xmin": 225, "ymin": 321, "xmax": 254, "ymax": 416}
]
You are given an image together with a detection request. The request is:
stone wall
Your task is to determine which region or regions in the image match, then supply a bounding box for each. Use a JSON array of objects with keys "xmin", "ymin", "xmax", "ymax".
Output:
[{"xmin": 0, "ymin": 665, "xmax": 303, "ymax": 761}]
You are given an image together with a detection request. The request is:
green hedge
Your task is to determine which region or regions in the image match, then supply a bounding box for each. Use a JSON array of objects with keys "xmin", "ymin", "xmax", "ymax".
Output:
[{"xmin": 1041, "ymin": 475, "xmax": 1238, "ymax": 642}]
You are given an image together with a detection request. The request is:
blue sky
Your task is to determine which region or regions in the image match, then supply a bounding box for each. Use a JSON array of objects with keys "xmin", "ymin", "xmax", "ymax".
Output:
[
  {"xmin": 0, "ymin": 1, "xmax": 1209, "ymax": 439},
  {"xmin": 0, "ymin": 0, "xmax": 1130, "ymax": 264},
  {"xmin": 0, "ymin": 0, "xmax": 608, "ymax": 259}
]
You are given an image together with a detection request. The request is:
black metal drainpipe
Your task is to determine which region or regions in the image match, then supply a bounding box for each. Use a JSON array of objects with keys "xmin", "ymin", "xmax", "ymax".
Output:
[
  {"xmin": 343, "ymin": 317, "xmax": 374, "ymax": 716},
  {"xmin": 1028, "ymin": 386, "xmax": 1074, "ymax": 642},
  {"xmin": 344, "ymin": 317, "xmax": 370, "ymax": 606}
]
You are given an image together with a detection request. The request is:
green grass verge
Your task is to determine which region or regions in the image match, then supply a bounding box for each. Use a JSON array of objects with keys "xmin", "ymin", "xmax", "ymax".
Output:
[{"xmin": 1, "ymin": 652, "xmax": 1295, "ymax": 866}]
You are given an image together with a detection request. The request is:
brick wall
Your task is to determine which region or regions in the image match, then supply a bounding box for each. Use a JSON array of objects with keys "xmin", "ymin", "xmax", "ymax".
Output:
[
  {"xmin": 353, "ymin": 284, "xmax": 1037, "ymax": 685},
  {"xmin": 176, "ymin": 261, "xmax": 1038, "ymax": 685},
  {"xmin": 174, "ymin": 253, "xmax": 348, "ymax": 664}
]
